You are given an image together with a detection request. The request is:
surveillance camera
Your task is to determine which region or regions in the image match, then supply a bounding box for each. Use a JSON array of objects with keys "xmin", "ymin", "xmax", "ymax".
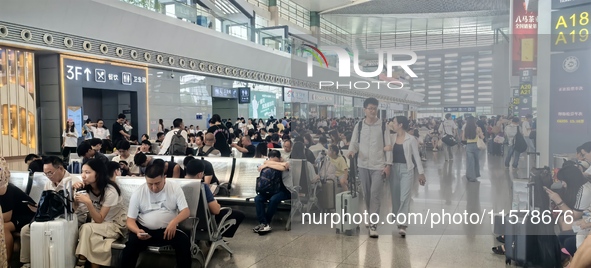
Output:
[{"xmin": 170, "ymin": 72, "xmax": 175, "ymax": 79}]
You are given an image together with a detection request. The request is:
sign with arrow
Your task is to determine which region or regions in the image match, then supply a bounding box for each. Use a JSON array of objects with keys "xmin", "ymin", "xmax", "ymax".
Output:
[{"xmin": 62, "ymin": 58, "xmax": 146, "ymax": 90}]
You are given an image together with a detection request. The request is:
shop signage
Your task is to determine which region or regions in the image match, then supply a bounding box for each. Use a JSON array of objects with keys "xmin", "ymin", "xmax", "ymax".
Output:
[
  {"xmin": 309, "ymin": 92, "xmax": 334, "ymax": 105},
  {"xmin": 550, "ymin": 50, "xmax": 591, "ymax": 156},
  {"xmin": 552, "ymin": 4, "xmax": 591, "ymax": 51},
  {"xmin": 211, "ymin": 86, "xmax": 237, "ymax": 99},
  {"xmin": 553, "ymin": 0, "xmax": 591, "ymax": 9},
  {"xmin": 512, "ymin": 0, "xmax": 538, "ymax": 75},
  {"xmin": 283, "ymin": 88, "xmax": 308, "ymax": 103},
  {"xmin": 63, "ymin": 58, "xmax": 146, "ymax": 90},
  {"xmin": 174, "ymin": 2, "xmax": 197, "ymax": 22},
  {"xmin": 443, "ymin": 107, "xmax": 476, "ymax": 113}
]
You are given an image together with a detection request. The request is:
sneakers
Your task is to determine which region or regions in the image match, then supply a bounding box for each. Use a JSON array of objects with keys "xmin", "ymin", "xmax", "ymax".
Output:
[
  {"xmin": 21, "ymin": 264, "xmax": 31, "ymax": 268},
  {"xmin": 258, "ymin": 224, "xmax": 272, "ymax": 234},
  {"xmin": 369, "ymin": 225, "xmax": 378, "ymax": 238},
  {"xmin": 252, "ymin": 223, "xmax": 265, "ymax": 233},
  {"xmin": 433, "ymin": 148, "xmax": 438, "ymax": 152},
  {"xmin": 398, "ymin": 226, "xmax": 407, "ymax": 237}
]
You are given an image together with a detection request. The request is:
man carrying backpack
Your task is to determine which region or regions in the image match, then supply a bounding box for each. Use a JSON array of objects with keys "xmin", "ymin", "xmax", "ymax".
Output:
[
  {"xmin": 158, "ymin": 118, "xmax": 188, "ymax": 155},
  {"xmin": 348, "ymin": 98, "xmax": 392, "ymax": 238}
]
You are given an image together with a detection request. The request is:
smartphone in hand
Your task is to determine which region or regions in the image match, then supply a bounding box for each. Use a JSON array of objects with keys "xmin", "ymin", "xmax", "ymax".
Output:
[{"xmin": 22, "ymin": 200, "xmax": 37, "ymax": 207}]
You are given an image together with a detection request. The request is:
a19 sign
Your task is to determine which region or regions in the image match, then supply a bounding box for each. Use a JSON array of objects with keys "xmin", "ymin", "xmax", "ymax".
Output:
[{"xmin": 552, "ymin": 5, "xmax": 591, "ymax": 51}]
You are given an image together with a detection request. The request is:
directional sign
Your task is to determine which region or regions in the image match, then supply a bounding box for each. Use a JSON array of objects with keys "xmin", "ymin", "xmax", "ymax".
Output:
[
  {"xmin": 95, "ymin": 69, "xmax": 106, "ymax": 82},
  {"xmin": 83, "ymin": 68, "xmax": 91, "ymax": 81}
]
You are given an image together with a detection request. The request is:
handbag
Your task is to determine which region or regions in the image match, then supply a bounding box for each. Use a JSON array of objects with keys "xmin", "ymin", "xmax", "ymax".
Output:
[
  {"xmin": 477, "ymin": 137, "xmax": 486, "ymax": 150},
  {"xmin": 33, "ymin": 190, "xmax": 73, "ymax": 222},
  {"xmin": 441, "ymin": 123, "xmax": 458, "ymax": 146}
]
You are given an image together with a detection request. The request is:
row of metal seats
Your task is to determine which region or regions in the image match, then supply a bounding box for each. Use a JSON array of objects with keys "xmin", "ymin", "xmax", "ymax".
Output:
[{"xmin": 8, "ymin": 172, "xmax": 235, "ymax": 267}]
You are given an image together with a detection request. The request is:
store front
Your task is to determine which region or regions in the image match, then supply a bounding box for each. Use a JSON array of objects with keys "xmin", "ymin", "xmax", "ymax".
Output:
[
  {"xmin": 35, "ymin": 54, "xmax": 148, "ymax": 154},
  {"xmin": 283, "ymin": 87, "xmax": 309, "ymax": 119},
  {"xmin": 0, "ymin": 46, "xmax": 36, "ymax": 157},
  {"xmin": 443, "ymin": 106, "xmax": 477, "ymax": 119},
  {"xmin": 309, "ymin": 91, "xmax": 335, "ymax": 119}
]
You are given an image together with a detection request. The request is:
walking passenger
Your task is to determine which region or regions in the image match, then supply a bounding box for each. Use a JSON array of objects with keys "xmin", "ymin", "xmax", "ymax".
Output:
[
  {"xmin": 384, "ymin": 116, "xmax": 426, "ymax": 237},
  {"xmin": 439, "ymin": 113, "xmax": 458, "ymax": 161},
  {"xmin": 348, "ymin": 97, "xmax": 392, "ymax": 238},
  {"xmin": 462, "ymin": 117, "xmax": 484, "ymax": 182}
]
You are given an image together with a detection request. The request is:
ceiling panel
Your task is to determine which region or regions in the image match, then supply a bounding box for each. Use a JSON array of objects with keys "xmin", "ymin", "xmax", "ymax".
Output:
[{"xmin": 324, "ymin": 0, "xmax": 509, "ymax": 15}]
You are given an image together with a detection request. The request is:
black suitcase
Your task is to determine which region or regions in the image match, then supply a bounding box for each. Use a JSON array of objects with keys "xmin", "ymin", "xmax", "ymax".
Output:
[{"xmin": 504, "ymin": 214, "xmax": 538, "ymax": 267}]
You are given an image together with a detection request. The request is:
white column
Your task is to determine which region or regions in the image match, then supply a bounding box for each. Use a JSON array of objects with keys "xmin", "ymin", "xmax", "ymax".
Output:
[{"xmin": 536, "ymin": 0, "xmax": 551, "ymax": 166}]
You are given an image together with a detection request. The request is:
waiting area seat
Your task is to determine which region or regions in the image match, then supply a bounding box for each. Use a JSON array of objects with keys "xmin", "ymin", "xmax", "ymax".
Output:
[{"xmin": 110, "ymin": 178, "xmax": 205, "ymax": 267}]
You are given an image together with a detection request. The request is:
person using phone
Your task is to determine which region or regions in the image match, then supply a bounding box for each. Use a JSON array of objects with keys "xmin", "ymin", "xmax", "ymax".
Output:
[
  {"xmin": 546, "ymin": 166, "xmax": 591, "ymax": 256},
  {"xmin": 121, "ymin": 159, "xmax": 191, "ymax": 268},
  {"xmin": 0, "ymin": 165, "xmax": 36, "ymax": 263}
]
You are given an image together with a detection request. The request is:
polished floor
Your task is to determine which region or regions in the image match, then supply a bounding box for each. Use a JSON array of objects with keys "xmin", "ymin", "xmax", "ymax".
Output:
[
  {"xmin": 5, "ymin": 146, "xmax": 530, "ymax": 267},
  {"xmin": 204, "ymin": 146, "xmax": 529, "ymax": 268}
]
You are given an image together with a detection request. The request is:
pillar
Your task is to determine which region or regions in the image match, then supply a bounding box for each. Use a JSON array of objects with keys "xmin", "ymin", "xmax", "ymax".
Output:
[{"xmin": 537, "ymin": 0, "xmax": 551, "ymax": 166}]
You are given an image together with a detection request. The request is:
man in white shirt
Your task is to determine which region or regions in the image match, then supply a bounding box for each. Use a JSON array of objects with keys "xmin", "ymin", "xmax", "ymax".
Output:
[
  {"xmin": 438, "ymin": 113, "xmax": 458, "ymax": 161},
  {"xmin": 19, "ymin": 156, "xmax": 83, "ymax": 266},
  {"xmin": 121, "ymin": 160, "xmax": 191, "ymax": 268},
  {"xmin": 112, "ymin": 140, "xmax": 139, "ymax": 175},
  {"xmin": 580, "ymin": 142, "xmax": 591, "ymax": 177},
  {"xmin": 159, "ymin": 118, "xmax": 188, "ymax": 155},
  {"xmin": 522, "ymin": 114, "xmax": 535, "ymax": 152},
  {"xmin": 504, "ymin": 117, "xmax": 522, "ymax": 169}
]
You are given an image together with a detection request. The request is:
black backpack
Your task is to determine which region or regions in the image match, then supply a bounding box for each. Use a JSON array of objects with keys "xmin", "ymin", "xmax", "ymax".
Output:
[
  {"xmin": 33, "ymin": 190, "xmax": 72, "ymax": 222},
  {"xmin": 197, "ymin": 146, "xmax": 216, "ymax": 157},
  {"xmin": 255, "ymin": 167, "xmax": 282, "ymax": 195},
  {"xmin": 168, "ymin": 131, "xmax": 188, "ymax": 155},
  {"xmin": 514, "ymin": 126, "xmax": 528, "ymax": 153}
]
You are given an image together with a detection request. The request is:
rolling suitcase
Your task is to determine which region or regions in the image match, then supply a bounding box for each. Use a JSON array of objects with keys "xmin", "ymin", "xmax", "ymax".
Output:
[
  {"xmin": 316, "ymin": 155, "xmax": 336, "ymax": 211},
  {"xmin": 30, "ymin": 181, "xmax": 79, "ymax": 268},
  {"xmin": 336, "ymin": 156, "xmax": 360, "ymax": 236}
]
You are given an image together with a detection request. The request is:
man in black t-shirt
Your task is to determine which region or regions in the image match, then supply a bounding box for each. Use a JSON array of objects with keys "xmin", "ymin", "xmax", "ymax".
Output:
[
  {"xmin": 112, "ymin": 113, "xmax": 130, "ymax": 147},
  {"xmin": 183, "ymin": 156, "xmax": 219, "ymax": 185},
  {"xmin": 207, "ymin": 115, "xmax": 232, "ymax": 157},
  {"xmin": 231, "ymin": 136, "xmax": 256, "ymax": 158}
]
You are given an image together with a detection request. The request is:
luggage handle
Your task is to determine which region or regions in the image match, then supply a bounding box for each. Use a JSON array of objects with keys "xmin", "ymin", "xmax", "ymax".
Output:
[{"xmin": 64, "ymin": 180, "xmax": 73, "ymax": 221}]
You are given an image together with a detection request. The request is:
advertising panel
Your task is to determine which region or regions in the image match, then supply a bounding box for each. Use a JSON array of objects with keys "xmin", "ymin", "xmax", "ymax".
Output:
[
  {"xmin": 249, "ymin": 91, "xmax": 276, "ymax": 119},
  {"xmin": 512, "ymin": 0, "xmax": 538, "ymax": 75}
]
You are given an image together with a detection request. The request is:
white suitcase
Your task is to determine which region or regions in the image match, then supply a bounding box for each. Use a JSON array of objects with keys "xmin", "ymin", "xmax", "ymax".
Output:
[
  {"xmin": 335, "ymin": 191, "xmax": 360, "ymax": 236},
  {"xmin": 30, "ymin": 218, "xmax": 79, "ymax": 268},
  {"xmin": 30, "ymin": 180, "xmax": 79, "ymax": 268}
]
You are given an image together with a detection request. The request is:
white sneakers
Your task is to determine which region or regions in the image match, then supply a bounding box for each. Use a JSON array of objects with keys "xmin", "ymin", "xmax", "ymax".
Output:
[
  {"xmin": 369, "ymin": 225, "xmax": 378, "ymax": 238},
  {"xmin": 253, "ymin": 223, "xmax": 272, "ymax": 234}
]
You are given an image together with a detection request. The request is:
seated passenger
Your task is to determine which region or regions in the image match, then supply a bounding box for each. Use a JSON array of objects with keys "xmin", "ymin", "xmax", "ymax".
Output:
[
  {"xmin": 492, "ymin": 165, "xmax": 591, "ymax": 256},
  {"xmin": 197, "ymin": 133, "xmax": 221, "ymax": 157},
  {"xmin": 327, "ymin": 145, "xmax": 349, "ymax": 191},
  {"xmin": 266, "ymin": 134, "xmax": 282, "ymax": 149},
  {"xmin": 185, "ymin": 159, "xmax": 244, "ymax": 238},
  {"xmin": 121, "ymin": 159, "xmax": 192, "ymax": 268},
  {"xmin": 253, "ymin": 150, "xmax": 291, "ymax": 235},
  {"xmin": 89, "ymin": 138, "xmax": 103, "ymax": 153},
  {"xmin": 24, "ymin": 154, "xmax": 41, "ymax": 165},
  {"xmin": 73, "ymin": 159, "xmax": 126, "ymax": 268},
  {"xmin": 0, "ymin": 160, "xmax": 36, "ymax": 263},
  {"xmin": 254, "ymin": 143, "xmax": 268, "ymax": 159},
  {"xmin": 182, "ymin": 156, "xmax": 219, "ymax": 186},
  {"xmin": 113, "ymin": 141, "xmax": 138, "ymax": 176},
  {"xmin": 135, "ymin": 153, "xmax": 185, "ymax": 178},
  {"xmin": 27, "ymin": 159, "xmax": 44, "ymax": 173},
  {"xmin": 20, "ymin": 156, "xmax": 83, "ymax": 267},
  {"xmin": 231, "ymin": 136, "xmax": 256, "ymax": 158},
  {"xmin": 77, "ymin": 141, "xmax": 109, "ymax": 166},
  {"xmin": 138, "ymin": 140, "xmax": 154, "ymax": 155},
  {"xmin": 107, "ymin": 161, "xmax": 122, "ymax": 181}
]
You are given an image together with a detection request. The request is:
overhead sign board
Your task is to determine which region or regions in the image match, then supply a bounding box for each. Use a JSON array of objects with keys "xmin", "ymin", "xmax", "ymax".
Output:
[
  {"xmin": 283, "ymin": 88, "xmax": 309, "ymax": 103},
  {"xmin": 443, "ymin": 107, "xmax": 476, "ymax": 113},
  {"xmin": 62, "ymin": 58, "xmax": 146, "ymax": 90},
  {"xmin": 211, "ymin": 86, "xmax": 237, "ymax": 99},
  {"xmin": 308, "ymin": 91, "xmax": 334, "ymax": 105},
  {"xmin": 552, "ymin": 4, "xmax": 591, "ymax": 51},
  {"xmin": 553, "ymin": 0, "xmax": 591, "ymax": 9}
]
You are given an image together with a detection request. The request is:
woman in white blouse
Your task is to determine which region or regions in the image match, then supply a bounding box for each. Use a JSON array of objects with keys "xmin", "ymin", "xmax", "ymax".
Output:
[
  {"xmin": 62, "ymin": 118, "xmax": 79, "ymax": 162},
  {"xmin": 92, "ymin": 119, "xmax": 111, "ymax": 140}
]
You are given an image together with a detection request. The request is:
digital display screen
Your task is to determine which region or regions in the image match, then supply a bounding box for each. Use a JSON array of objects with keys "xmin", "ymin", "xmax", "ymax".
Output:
[{"xmin": 552, "ymin": 4, "xmax": 591, "ymax": 51}]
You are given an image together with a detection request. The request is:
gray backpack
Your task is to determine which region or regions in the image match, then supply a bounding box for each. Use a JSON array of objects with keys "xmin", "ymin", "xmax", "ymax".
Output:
[{"xmin": 168, "ymin": 131, "xmax": 188, "ymax": 155}]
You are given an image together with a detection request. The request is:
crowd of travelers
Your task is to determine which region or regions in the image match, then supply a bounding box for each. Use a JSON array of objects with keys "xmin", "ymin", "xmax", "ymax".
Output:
[{"xmin": 8, "ymin": 98, "xmax": 591, "ymax": 267}]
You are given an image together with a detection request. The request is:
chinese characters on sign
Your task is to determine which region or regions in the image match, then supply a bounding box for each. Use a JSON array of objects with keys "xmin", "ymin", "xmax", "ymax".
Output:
[
  {"xmin": 512, "ymin": 0, "xmax": 538, "ymax": 75},
  {"xmin": 514, "ymin": 15, "xmax": 538, "ymax": 29}
]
